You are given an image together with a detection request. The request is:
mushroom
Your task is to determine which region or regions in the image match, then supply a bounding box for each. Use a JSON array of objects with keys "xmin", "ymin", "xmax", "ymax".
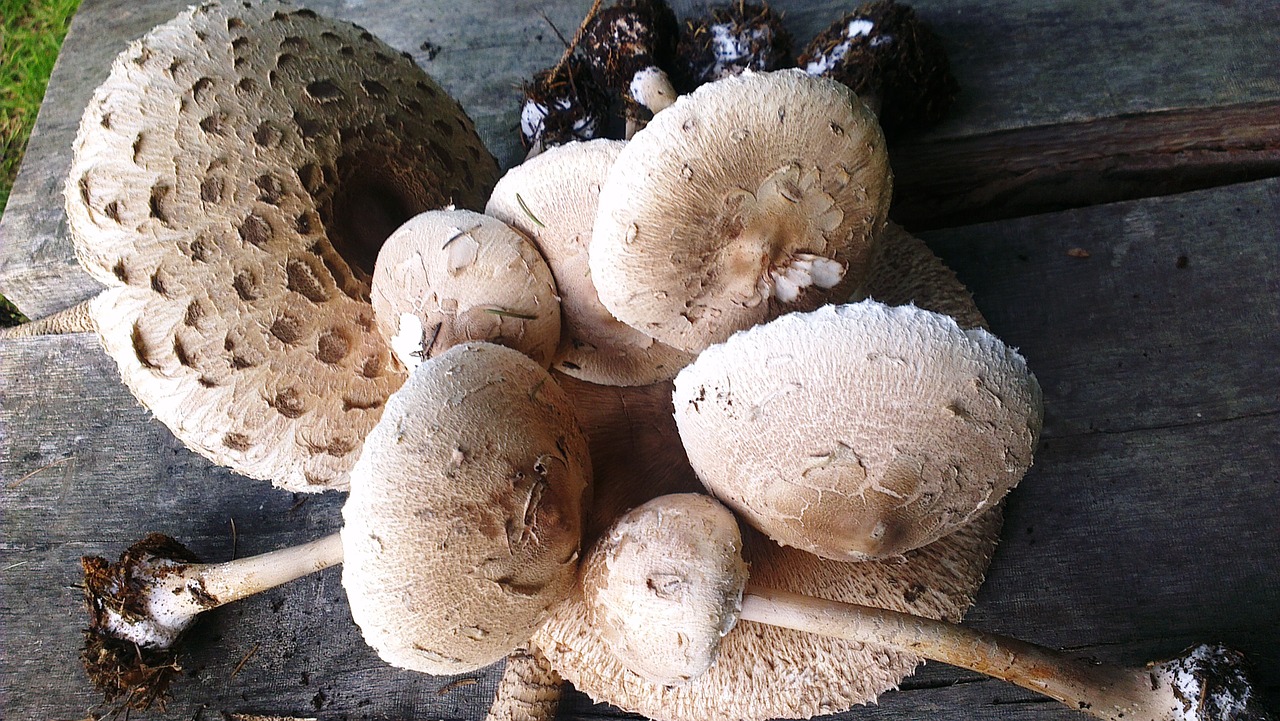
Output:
[
  {"xmin": 370, "ymin": 209, "xmax": 561, "ymax": 370},
  {"xmin": 64, "ymin": 0, "xmax": 499, "ymax": 491},
  {"xmin": 799, "ymin": 0, "xmax": 958, "ymax": 138},
  {"xmin": 672, "ymin": 300, "xmax": 1043, "ymax": 560},
  {"xmin": 583, "ymin": 494, "xmax": 1271, "ymax": 721},
  {"xmin": 486, "ymin": 139, "xmax": 694, "ymax": 385},
  {"xmin": 80, "ymin": 343, "xmax": 591, "ymax": 705},
  {"xmin": 520, "ymin": 56, "xmax": 612, "ymax": 157},
  {"xmin": 533, "ymin": 221, "xmax": 1019, "ymax": 721},
  {"xmin": 580, "ymin": 0, "xmax": 681, "ymax": 136},
  {"xmin": 675, "ymin": 2, "xmax": 794, "ymax": 87},
  {"xmin": 589, "ymin": 69, "xmax": 892, "ymax": 353}
]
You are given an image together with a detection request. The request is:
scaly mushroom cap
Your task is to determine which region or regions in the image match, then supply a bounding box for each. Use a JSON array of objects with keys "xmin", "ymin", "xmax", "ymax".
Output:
[
  {"xmin": 799, "ymin": 0, "xmax": 958, "ymax": 138},
  {"xmin": 66, "ymin": 0, "xmax": 499, "ymax": 491},
  {"xmin": 582, "ymin": 493, "xmax": 748, "ymax": 686},
  {"xmin": 486, "ymin": 140, "xmax": 694, "ymax": 385},
  {"xmin": 342, "ymin": 343, "xmax": 592, "ymax": 675},
  {"xmin": 534, "ymin": 236, "xmax": 1005, "ymax": 721},
  {"xmin": 370, "ymin": 209, "xmax": 561, "ymax": 370},
  {"xmin": 674, "ymin": 301, "xmax": 1042, "ymax": 560},
  {"xmin": 590, "ymin": 69, "xmax": 891, "ymax": 353}
]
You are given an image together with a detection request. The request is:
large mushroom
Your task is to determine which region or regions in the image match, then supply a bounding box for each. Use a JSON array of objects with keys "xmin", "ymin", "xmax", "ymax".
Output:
[
  {"xmin": 65, "ymin": 0, "xmax": 499, "ymax": 491},
  {"xmin": 583, "ymin": 494, "xmax": 1271, "ymax": 721},
  {"xmin": 80, "ymin": 343, "xmax": 591, "ymax": 705},
  {"xmin": 589, "ymin": 69, "xmax": 892, "ymax": 353},
  {"xmin": 673, "ymin": 300, "xmax": 1043, "ymax": 560},
  {"xmin": 486, "ymin": 139, "xmax": 694, "ymax": 385}
]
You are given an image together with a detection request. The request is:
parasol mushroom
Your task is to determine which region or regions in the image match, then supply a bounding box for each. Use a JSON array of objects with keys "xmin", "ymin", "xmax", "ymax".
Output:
[
  {"xmin": 370, "ymin": 209, "xmax": 561, "ymax": 370},
  {"xmin": 584, "ymin": 493, "xmax": 1272, "ymax": 721},
  {"xmin": 64, "ymin": 0, "xmax": 499, "ymax": 491},
  {"xmin": 80, "ymin": 343, "xmax": 591, "ymax": 706},
  {"xmin": 589, "ymin": 69, "xmax": 892, "ymax": 353},
  {"xmin": 672, "ymin": 300, "xmax": 1043, "ymax": 560},
  {"xmin": 485, "ymin": 139, "xmax": 694, "ymax": 385}
]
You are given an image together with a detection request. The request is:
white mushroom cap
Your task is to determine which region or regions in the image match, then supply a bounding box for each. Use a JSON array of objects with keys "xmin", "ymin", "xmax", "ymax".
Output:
[
  {"xmin": 582, "ymin": 493, "xmax": 748, "ymax": 686},
  {"xmin": 342, "ymin": 343, "xmax": 592, "ymax": 675},
  {"xmin": 370, "ymin": 209, "xmax": 561, "ymax": 370},
  {"xmin": 589, "ymin": 69, "xmax": 891, "ymax": 353},
  {"xmin": 65, "ymin": 1, "xmax": 499, "ymax": 491},
  {"xmin": 486, "ymin": 140, "xmax": 694, "ymax": 385},
  {"xmin": 673, "ymin": 301, "xmax": 1043, "ymax": 560}
]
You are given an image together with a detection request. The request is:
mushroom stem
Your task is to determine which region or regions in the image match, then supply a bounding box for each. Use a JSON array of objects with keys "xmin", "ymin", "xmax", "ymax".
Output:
[
  {"xmin": 739, "ymin": 587, "xmax": 1243, "ymax": 721},
  {"xmin": 85, "ymin": 532, "xmax": 343, "ymax": 651}
]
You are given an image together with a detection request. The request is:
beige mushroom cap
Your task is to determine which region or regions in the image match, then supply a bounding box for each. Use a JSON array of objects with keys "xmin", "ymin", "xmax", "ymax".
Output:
[
  {"xmin": 65, "ymin": 1, "xmax": 499, "ymax": 491},
  {"xmin": 533, "ymin": 235, "xmax": 1006, "ymax": 721},
  {"xmin": 371, "ymin": 209, "xmax": 561, "ymax": 370},
  {"xmin": 342, "ymin": 343, "xmax": 592, "ymax": 675},
  {"xmin": 486, "ymin": 140, "xmax": 695, "ymax": 385},
  {"xmin": 589, "ymin": 69, "xmax": 892, "ymax": 353},
  {"xmin": 673, "ymin": 301, "xmax": 1043, "ymax": 561},
  {"xmin": 582, "ymin": 493, "xmax": 749, "ymax": 686}
]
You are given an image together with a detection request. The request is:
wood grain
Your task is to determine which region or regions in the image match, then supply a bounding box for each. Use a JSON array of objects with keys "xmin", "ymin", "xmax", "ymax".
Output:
[
  {"xmin": 3, "ymin": 178, "xmax": 1277, "ymax": 720},
  {"xmin": 1, "ymin": 0, "xmax": 1278, "ymax": 318}
]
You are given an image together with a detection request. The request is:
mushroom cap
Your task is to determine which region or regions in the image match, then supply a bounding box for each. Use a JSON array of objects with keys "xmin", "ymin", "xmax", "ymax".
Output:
[
  {"xmin": 854, "ymin": 222, "xmax": 986, "ymax": 331},
  {"xmin": 533, "ymin": 235, "xmax": 1005, "ymax": 721},
  {"xmin": 798, "ymin": 1, "xmax": 958, "ymax": 138},
  {"xmin": 66, "ymin": 0, "xmax": 499, "ymax": 491},
  {"xmin": 589, "ymin": 69, "xmax": 892, "ymax": 353},
  {"xmin": 582, "ymin": 493, "xmax": 748, "ymax": 686},
  {"xmin": 486, "ymin": 140, "xmax": 695, "ymax": 385},
  {"xmin": 342, "ymin": 343, "xmax": 592, "ymax": 675},
  {"xmin": 673, "ymin": 301, "xmax": 1043, "ymax": 560},
  {"xmin": 370, "ymin": 209, "xmax": 561, "ymax": 370}
]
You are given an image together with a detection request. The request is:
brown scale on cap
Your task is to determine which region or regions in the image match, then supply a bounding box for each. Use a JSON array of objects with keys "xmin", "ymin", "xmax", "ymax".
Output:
[
  {"xmin": 675, "ymin": 2, "xmax": 794, "ymax": 89},
  {"xmin": 799, "ymin": 0, "xmax": 958, "ymax": 138},
  {"xmin": 65, "ymin": 0, "xmax": 499, "ymax": 491}
]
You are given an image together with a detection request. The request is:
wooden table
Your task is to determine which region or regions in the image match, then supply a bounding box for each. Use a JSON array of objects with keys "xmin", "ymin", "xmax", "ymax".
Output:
[{"xmin": 2, "ymin": 1, "xmax": 1277, "ymax": 719}]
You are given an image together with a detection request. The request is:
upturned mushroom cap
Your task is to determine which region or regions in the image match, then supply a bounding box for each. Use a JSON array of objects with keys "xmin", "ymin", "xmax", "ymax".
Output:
[
  {"xmin": 342, "ymin": 343, "xmax": 592, "ymax": 675},
  {"xmin": 486, "ymin": 140, "xmax": 694, "ymax": 385},
  {"xmin": 673, "ymin": 301, "xmax": 1043, "ymax": 560},
  {"xmin": 370, "ymin": 209, "xmax": 561, "ymax": 370},
  {"xmin": 589, "ymin": 69, "xmax": 892, "ymax": 353},
  {"xmin": 66, "ymin": 0, "xmax": 499, "ymax": 491},
  {"xmin": 533, "ymin": 237, "xmax": 1005, "ymax": 721},
  {"xmin": 582, "ymin": 493, "xmax": 748, "ymax": 686}
]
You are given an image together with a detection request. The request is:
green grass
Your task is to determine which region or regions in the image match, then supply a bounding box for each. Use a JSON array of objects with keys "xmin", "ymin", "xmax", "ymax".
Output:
[{"xmin": 1, "ymin": 0, "xmax": 82, "ymax": 326}]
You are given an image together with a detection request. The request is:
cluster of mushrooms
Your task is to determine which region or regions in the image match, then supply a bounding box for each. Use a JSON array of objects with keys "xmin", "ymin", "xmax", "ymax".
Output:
[{"xmin": 65, "ymin": 1, "xmax": 1267, "ymax": 721}]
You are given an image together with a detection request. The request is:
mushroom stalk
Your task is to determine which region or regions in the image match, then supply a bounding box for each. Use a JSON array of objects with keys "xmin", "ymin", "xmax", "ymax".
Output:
[
  {"xmin": 740, "ymin": 587, "xmax": 1258, "ymax": 721},
  {"xmin": 86, "ymin": 532, "xmax": 343, "ymax": 650}
]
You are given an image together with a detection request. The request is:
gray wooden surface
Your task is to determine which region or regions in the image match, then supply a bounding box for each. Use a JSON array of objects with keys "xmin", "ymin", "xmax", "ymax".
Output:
[{"xmin": 2, "ymin": 0, "xmax": 1279, "ymax": 719}]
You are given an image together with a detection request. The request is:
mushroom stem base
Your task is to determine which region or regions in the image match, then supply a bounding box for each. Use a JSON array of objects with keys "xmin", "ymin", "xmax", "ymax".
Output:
[{"xmin": 740, "ymin": 587, "xmax": 1266, "ymax": 721}]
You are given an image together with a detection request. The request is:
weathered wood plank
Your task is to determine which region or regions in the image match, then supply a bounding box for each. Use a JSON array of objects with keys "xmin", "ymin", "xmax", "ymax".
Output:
[
  {"xmin": 3, "ymin": 178, "xmax": 1277, "ymax": 719},
  {"xmin": 2, "ymin": 0, "xmax": 1278, "ymax": 318}
]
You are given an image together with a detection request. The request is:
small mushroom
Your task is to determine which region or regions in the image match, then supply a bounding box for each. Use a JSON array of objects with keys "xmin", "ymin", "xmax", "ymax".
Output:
[
  {"xmin": 583, "ymin": 494, "xmax": 1272, "ymax": 721},
  {"xmin": 676, "ymin": 2, "xmax": 794, "ymax": 87},
  {"xmin": 673, "ymin": 300, "xmax": 1042, "ymax": 560},
  {"xmin": 486, "ymin": 140, "xmax": 694, "ymax": 385},
  {"xmin": 520, "ymin": 56, "xmax": 612, "ymax": 157},
  {"xmin": 799, "ymin": 0, "xmax": 958, "ymax": 138},
  {"xmin": 80, "ymin": 343, "xmax": 591, "ymax": 704},
  {"xmin": 581, "ymin": 0, "xmax": 681, "ymax": 135},
  {"xmin": 65, "ymin": 0, "xmax": 500, "ymax": 491},
  {"xmin": 589, "ymin": 69, "xmax": 892, "ymax": 353},
  {"xmin": 370, "ymin": 209, "xmax": 561, "ymax": 370}
]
